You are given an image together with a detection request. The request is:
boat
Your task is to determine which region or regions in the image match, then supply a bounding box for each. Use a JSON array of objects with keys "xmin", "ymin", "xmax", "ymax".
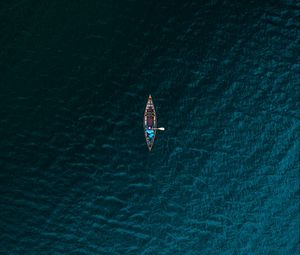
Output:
[{"xmin": 144, "ymin": 95, "xmax": 157, "ymax": 151}]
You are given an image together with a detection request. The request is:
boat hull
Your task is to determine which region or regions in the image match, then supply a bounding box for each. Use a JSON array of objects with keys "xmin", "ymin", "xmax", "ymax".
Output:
[{"xmin": 144, "ymin": 95, "xmax": 157, "ymax": 151}]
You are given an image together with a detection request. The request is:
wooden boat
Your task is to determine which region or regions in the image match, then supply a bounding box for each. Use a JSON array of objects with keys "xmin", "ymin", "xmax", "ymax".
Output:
[{"xmin": 144, "ymin": 95, "xmax": 157, "ymax": 151}]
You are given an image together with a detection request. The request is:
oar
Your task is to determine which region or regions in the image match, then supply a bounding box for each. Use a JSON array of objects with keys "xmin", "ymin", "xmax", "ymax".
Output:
[{"xmin": 153, "ymin": 127, "xmax": 165, "ymax": 131}]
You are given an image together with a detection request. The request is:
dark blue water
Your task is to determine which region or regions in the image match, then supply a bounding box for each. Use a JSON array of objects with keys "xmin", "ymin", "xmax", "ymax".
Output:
[{"xmin": 0, "ymin": 1, "xmax": 299, "ymax": 254}]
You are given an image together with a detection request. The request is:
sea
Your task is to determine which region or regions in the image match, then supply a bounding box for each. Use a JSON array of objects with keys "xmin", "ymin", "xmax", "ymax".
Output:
[{"xmin": 0, "ymin": 0, "xmax": 299, "ymax": 254}]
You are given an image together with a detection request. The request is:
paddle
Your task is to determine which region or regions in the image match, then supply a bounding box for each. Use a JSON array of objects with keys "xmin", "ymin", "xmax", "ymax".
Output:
[{"xmin": 153, "ymin": 127, "xmax": 165, "ymax": 131}]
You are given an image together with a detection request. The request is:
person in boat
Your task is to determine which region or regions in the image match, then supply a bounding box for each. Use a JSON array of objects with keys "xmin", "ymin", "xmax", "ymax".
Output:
[{"xmin": 146, "ymin": 126, "xmax": 155, "ymax": 139}]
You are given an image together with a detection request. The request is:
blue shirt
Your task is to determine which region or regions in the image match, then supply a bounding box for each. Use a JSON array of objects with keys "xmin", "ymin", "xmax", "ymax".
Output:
[{"xmin": 146, "ymin": 129, "xmax": 155, "ymax": 138}]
